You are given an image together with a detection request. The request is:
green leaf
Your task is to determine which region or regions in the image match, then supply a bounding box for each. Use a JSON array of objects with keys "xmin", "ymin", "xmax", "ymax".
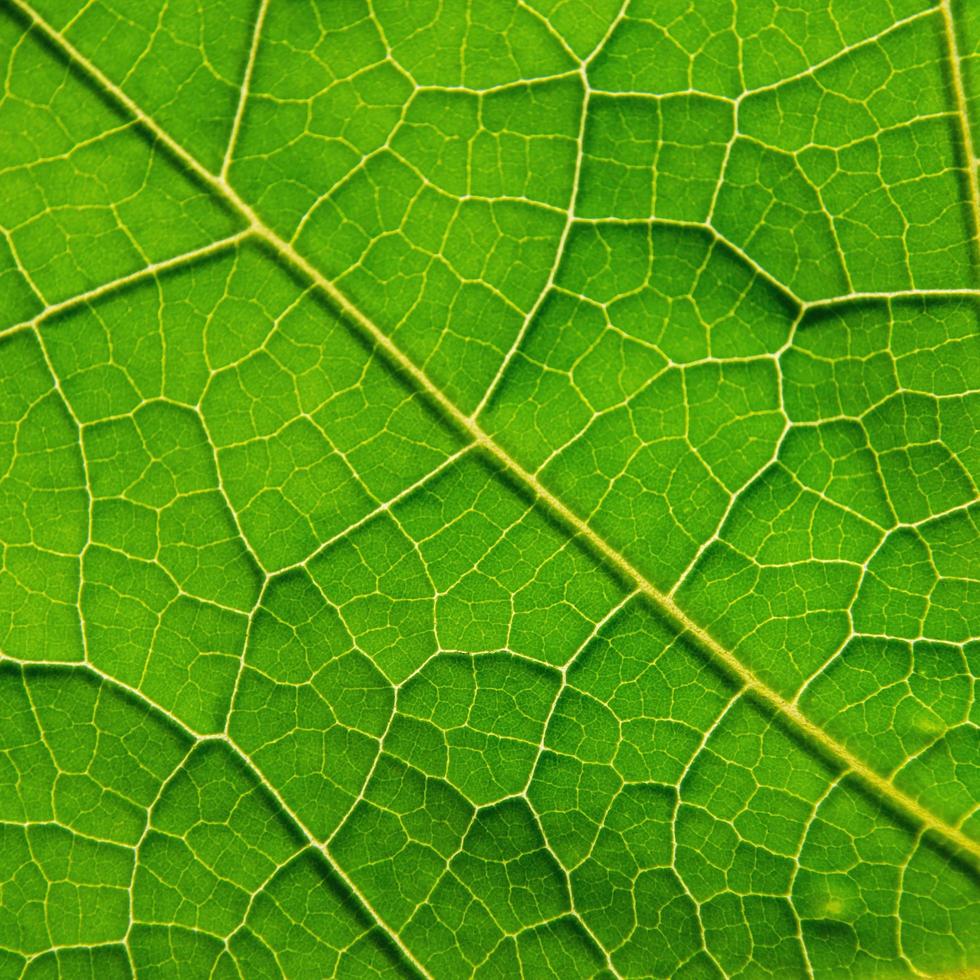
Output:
[{"xmin": 0, "ymin": 0, "xmax": 978, "ymax": 976}]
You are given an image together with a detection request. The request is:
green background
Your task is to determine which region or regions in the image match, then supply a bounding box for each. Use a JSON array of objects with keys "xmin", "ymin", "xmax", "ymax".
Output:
[{"xmin": 0, "ymin": 0, "xmax": 978, "ymax": 976}]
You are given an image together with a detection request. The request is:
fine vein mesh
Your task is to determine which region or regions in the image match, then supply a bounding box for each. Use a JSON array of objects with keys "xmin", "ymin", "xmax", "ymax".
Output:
[{"xmin": 0, "ymin": 0, "xmax": 977, "ymax": 977}]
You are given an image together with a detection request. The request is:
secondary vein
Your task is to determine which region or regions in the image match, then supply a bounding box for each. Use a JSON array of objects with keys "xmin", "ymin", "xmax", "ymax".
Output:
[{"xmin": 10, "ymin": 0, "xmax": 979, "ymax": 873}]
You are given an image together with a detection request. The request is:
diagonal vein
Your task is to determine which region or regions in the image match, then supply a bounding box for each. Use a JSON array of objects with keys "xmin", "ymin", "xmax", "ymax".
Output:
[
  {"xmin": 0, "ymin": 232, "xmax": 250, "ymax": 340},
  {"xmin": 221, "ymin": 0, "xmax": 268, "ymax": 180},
  {"xmin": 0, "ymin": 655, "xmax": 431, "ymax": 979},
  {"xmin": 939, "ymin": 0, "xmax": 980, "ymax": 266},
  {"xmin": 9, "ymin": 0, "xmax": 980, "ymax": 876}
]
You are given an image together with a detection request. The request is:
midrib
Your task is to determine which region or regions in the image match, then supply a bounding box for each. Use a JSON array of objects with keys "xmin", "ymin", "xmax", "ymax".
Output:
[{"xmin": 10, "ymin": 0, "xmax": 979, "ymax": 875}]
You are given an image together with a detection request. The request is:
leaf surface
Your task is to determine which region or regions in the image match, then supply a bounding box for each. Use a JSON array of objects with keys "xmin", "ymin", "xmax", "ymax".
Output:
[{"xmin": 0, "ymin": 0, "xmax": 978, "ymax": 976}]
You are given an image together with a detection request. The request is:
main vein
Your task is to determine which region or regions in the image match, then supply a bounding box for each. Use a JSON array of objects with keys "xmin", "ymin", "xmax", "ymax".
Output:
[{"xmin": 10, "ymin": 0, "xmax": 980, "ymax": 874}]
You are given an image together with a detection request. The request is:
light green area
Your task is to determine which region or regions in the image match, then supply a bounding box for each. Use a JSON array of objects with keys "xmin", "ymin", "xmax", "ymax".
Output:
[
  {"xmin": 578, "ymin": 95, "xmax": 734, "ymax": 222},
  {"xmin": 28, "ymin": 0, "xmax": 260, "ymax": 171},
  {"xmin": 727, "ymin": 17, "xmax": 974, "ymax": 296},
  {"xmin": 0, "ymin": 0, "xmax": 977, "ymax": 977},
  {"xmin": 486, "ymin": 224, "xmax": 797, "ymax": 590},
  {"xmin": 0, "ymin": 14, "xmax": 240, "ymax": 312}
]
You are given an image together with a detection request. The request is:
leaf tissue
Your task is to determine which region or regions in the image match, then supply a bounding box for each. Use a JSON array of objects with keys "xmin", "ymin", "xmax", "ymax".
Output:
[{"xmin": 0, "ymin": 0, "xmax": 978, "ymax": 976}]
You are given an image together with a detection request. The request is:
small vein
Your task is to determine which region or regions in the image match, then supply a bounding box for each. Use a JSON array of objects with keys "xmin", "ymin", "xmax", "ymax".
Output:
[
  {"xmin": 0, "ymin": 231, "xmax": 250, "ymax": 341},
  {"xmin": 9, "ymin": 0, "xmax": 980, "ymax": 883},
  {"xmin": 221, "ymin": 0, "xmax": 269, "ymax": 181},
  {"xmin": 0, "ymin": 654, "xmax": 433, "ymax": 979},
  {"xmin": 938, "ymin": 0, "xmax": 980, "ymax": 266}
]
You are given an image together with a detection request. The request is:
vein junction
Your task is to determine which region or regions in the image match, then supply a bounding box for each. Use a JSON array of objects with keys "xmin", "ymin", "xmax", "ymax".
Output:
[{"xmin": 0, "ymin": 0, "xmax": 978, "ymax": 976}]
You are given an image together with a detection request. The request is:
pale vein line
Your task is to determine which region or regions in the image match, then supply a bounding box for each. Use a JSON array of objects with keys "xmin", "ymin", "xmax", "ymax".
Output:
[
  {"xmin": 0, "ymin": 654, "xmax": 433, "ymax": 979},
  {"xmin": 3, "ymin": 16, "xmax": 438, "ymax": 962},
  {"xmin": 221, "ymin": 0, "xmax": 268, "ymax": 180},
  {"xmin": 804, "ymin": 287, "xmax": 980, "ymax": 310},
  {"xmin": 470, "ymin": 77, "xmax": 589, "ymax": 420},
  {"xmin": 0, "ymin": 231, "xmax": 250, "ymax": 340},
  {"xmin": 10, "ymin": 0, "xmax": 980, "ymax": 872},
  {"xmin": 282, "ymin": 444, "xmax": 476, "ymax": 574},
  {"xmin": 472, "ymin": 0, "xmax": 632, "ymax": 420},
  {"xmin": 734, "ymin": 6, "xmax": 940, "ymax": 103},
  {"xmin": 572, "ymin": 213, "xmax": 803, "ymax": 306},
  {"xmin": 939, "ymin": 0, "xmax": 980, "ymax": 264}
]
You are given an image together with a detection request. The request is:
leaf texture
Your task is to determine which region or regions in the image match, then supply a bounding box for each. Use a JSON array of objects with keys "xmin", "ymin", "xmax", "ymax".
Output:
[{"xmin": 0, "ymin": 0, "xmax": 978, "ymax": 977}]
